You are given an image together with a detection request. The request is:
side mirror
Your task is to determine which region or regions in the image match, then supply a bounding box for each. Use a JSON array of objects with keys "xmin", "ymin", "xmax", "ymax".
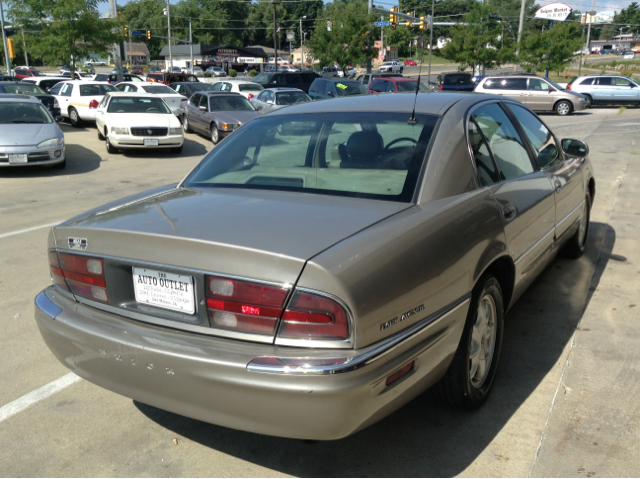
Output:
[
  {"xmin": 199, "ymin": 105, "xmax": 207, "ymax": 111},
  {"xmin": 55, "ymin": 116, "xmax": 64, "ymax": 123},
  {"xmin": 562, "ymin": 138, "xmax": 589, "ymax": 158}
]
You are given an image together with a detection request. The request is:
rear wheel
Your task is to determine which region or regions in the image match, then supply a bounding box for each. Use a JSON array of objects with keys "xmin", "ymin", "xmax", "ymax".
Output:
[
  {"xmin": 564, "ymin": 192, "xmax": 591, "ymax": 258},
  {"xmin": 211, "ymin": 125, "xmax": 219, "ymax": 144},
  {"xmin": 583, "ymin": 94, "xmax": 593, "ymax": 106},
  {"xmin": 69, "ymin": 108, "xmax": 82, "ymax": 127},
  {"xmin": 555, "ymin": 100, "xmax": 572, "ymax": 116},
  {"xmin": 182, "ymin": 116, "xmax": 191, "ymax": 133},
  {"xmin": 434, "ymin": 274, "xmax": 504, "ymax": 410}
]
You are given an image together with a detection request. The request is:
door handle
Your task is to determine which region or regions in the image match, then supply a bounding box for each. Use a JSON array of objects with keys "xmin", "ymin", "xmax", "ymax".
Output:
[
  {"xmin": 554, "ymin": 179, "xmax": 563, "ymax": 192},
  {"xmin": 502, "ymin": 203, "xmax": 517, "ymax": 220}
]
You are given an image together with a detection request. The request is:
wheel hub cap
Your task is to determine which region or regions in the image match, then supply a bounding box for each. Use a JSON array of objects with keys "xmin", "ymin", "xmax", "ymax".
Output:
[{"xmin": 469, "ymin": 294, "xmax": 497, "ymax": 388}]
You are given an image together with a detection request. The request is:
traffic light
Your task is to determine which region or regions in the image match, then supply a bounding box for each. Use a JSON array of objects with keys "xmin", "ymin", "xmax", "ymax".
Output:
[
  {"xmin": 146, "ymin": 30, "xmax": 152, "ymax": 40},
  {"xmin": 124, "ymin": 26, "xmax": 128, "ymax": 38},
  {"xmin": 7, "ymin": 38, "xmax": 15, "ymax": 59},
  {"xmin": 407, "ymin": 12, "xmax": 413, "ymax": 27},
  {"xmin": 390, "ymin": 7, "xmax": 397, "ymax": 27},
  {"xmin": 419, "ymin": 16, "xmax": 426, "ymax": 30}
]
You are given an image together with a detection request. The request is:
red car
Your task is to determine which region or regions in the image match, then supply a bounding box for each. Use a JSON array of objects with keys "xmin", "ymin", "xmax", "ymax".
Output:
[
  {"xmin": 368, "ymin": 76, "xmax": 429, "ymax": 93},
  {"xmin": 404, "ymin": 59, "xmax": 417, "ymax": 66},
  {"xmin": 130, "ymin": 66, "xmax": 143, "ymax": 75},
  {"xmin": 13, "ymin": 68, "xmax": 45, "ymax": 80}
]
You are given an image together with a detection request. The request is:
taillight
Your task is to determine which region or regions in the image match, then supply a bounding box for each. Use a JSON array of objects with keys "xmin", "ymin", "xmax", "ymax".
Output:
[
  {"xmin": 278, "ymin": 291, "xmax": 349, "ymax": 340},
  {"xmin": 89, "ymin": 99, "xmax": 99, "ymax": 108},
  {"xmin": 49, "ymin": 251, "xmax": 108, "ymax": 303},
  {"xmin": 53, "ymin": 99, "xmax": 59, "ymax": 108},
  {"xmin": 567, "ymin": 84, "xmax": 572, "ymax": 90},
  {"xmin": 247, "ymin": 93, "xmax": 254, "ymax": 100},
  {"xmin": 439, "ymin": 84, "xmax": 443, "ymax": 91},
  {"xmin": 206, "ymin": 275, "xmax": 289, "ymax": 335},
  {"xmin": 181, "ymin": 98, "xmax": 187, "ymax": 102}
]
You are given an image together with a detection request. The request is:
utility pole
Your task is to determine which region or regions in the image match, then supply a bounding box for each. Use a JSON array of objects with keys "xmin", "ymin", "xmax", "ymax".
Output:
[
  {"xmin": 380, "ymin": 16, "xmax": 384, "ymax": 60},
  {"xmin": 514, "ymin": 0, "xmax": 526, "ymax": 71},
  {"xmin": 0, "ymin": 2, "xmax": 11, "ymax": 75},
  {"xmin": 108, "ymin": 0, "xmax": 123, "ymax": 82},
  {"xmin": 189, "ymin": 19, "xmax": 193, "ymax": 71},
  {"xmin": 166, "ymin": 0, "xmax": 173, "ymax": 71},
  {"xmin": 272, "ymin": 0, "xmax": 280, "ymax": 72},
  {"xmin": 584, "ymin": 1, "xmax": 597, "ymax": 69},
  {"xmin": 300, "ymin": 16, "xmax": 306, "ymax": 68},
  {"xmin": 21, "ymin": 28, "xmax": 28, "ymax": 67},
  {"xmin": 129, "ymin": 27, "xmax": 132, "ymax": 68},
  {"xmin": 427, "ymin": 0, "xmax": 435, "ymax": 84}
]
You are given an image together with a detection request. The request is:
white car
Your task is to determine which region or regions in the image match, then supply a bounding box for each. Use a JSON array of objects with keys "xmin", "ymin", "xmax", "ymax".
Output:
[
  {"xmin": 95, "ymin": 92, "xmax": 184, "ymax": 154},
  {"xmin": 20, "ymin": 76, "xmax": 67, "ymax": 93},
  {"xmin": 115, "ymin": 82, "xmax": 185, "ymax": 116},
  {"xmin": 209, "ymin": 80, "xmax": 264, "ymax": 100},
  {"xmin": 50, "ymin": 81, "xmax": 119, "ymax": 127},
  {"xmin": 378, "ymin": 61, "xmax": 403, "ymax": 74}
]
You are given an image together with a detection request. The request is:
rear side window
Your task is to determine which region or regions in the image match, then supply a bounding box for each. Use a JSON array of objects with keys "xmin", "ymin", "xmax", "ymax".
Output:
[
  {"xmin": 483, "ymin": 78, "xmax": 527, "ymax": 90},
  {"xmin": 578, "ymin": 78, "xmax": 595, "ymax": 86},
  {"xmin": 80, "ymin": 84, "xmax": 117, "ymax": 96},
  {"xmin": 468, "ymin": 119, "xmax": 500, "ymax": 186},
  {"xmin": 471, "ymin": 103, "xmax": 534, "ymax": 181},
  {"xmin": 369, "ymin": 80, "xmax": 385, "ymax": 92},
  {"xmin": 239, "ymin": 83, "xmax": 263, "ymax": 92},
  {"xmin": 597, "ymin": 77, "xmax": 613, "ymax": 86},
  {"xmin": 253, "ymin": 74, "xmax": 272, "ymax": 85}
]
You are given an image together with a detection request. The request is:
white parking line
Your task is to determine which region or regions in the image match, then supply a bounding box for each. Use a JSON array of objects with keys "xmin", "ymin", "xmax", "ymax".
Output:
[
  {"xmin": 0, "ymin": 373, "xmax": 82, "ymax": 423},
  {"xmin": 0, "ymin": 222, "xmax": 61, "ymax": 240}
]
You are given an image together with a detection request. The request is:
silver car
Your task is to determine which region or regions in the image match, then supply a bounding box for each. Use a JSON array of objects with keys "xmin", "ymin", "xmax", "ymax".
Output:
[
  {"xmin": 567, "ymin": 74, "xmax": 640, "ymax": 106},
  {"xmin": 0, "ymin": 95, "xmax": 65, "ymax": 168},
  {"xmin": 250, "ymin": 87, "xmax": 311, "ymax": 113},
  {"xmin": 180, "ymin": 91, "xmax": 258, "ymax": 144},
  {"xmin": 476, "ymin": 75, "xmax": 589, "ymax": 116},
  {"xmin": 35, "ymin": 93, "xmax": 594, "ymax": 440}
]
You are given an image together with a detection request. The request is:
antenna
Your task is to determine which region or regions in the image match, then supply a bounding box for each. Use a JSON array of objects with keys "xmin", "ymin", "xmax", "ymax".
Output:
[{"xmin": 408, "ymin": 39, "xmax": 425, "ymax": 125}]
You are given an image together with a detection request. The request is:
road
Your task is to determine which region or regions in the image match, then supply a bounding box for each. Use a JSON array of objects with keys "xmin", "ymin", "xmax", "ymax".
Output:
[{"xmin": 1, "ymin": 105, "xmax": 639, "ymax": 476}]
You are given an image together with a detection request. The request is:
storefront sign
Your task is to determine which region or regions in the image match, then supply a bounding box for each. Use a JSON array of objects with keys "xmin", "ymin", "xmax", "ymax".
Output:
[
  {"xmin": 237, "ymin": 57, "xmax": 263, "ymax": 63},
  {"xmin": 216, "ymin": 48, "xmax": 239, "ymax": 57},
  {"xmin": 534, "ymin": 2, "xmax": 572, "ymax": 21}
]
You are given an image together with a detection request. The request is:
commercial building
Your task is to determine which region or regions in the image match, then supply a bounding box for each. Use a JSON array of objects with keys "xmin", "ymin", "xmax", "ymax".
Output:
[{"xmin": 158, "ymin": 44, "xmax": 268, "ymax": 71}]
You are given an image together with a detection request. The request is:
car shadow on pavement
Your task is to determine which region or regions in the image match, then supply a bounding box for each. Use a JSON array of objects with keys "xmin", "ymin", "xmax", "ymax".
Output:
[
  {"xmin": 120, "ymin": 138, "xmax": 209, "ymax": 159},
  {"xmin": 0, "ymin": 144, "xmax": 102, "ymax": 178},
  {"xmin": 135, "ymin": 221, "xmax": 614, "ymax": 477}
]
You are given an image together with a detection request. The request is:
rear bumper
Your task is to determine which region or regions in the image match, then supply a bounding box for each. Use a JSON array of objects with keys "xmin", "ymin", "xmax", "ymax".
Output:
[{"xmin": 35, "ymin": 286, "xmax": 467, "ymax": 440}]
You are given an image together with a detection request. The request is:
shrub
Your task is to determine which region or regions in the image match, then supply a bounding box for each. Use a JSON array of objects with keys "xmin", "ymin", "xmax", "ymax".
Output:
[
  {"xmin": 81, "ymin": 67, "xmax": 88, "ymax": 73},
  {"xmin": 204, "ymin": 72, "xmax": 212, "ymax": 77},
  {"xmin": 621, "ymin": 69, "xmax": 634, "ymax": 78},
  {"xmin": 229, "ymin": 69, "xmax": 237, "ymax": 77},
  {"xmin": 609, "ymin": 60, "xmax": 617, "ymax": 68},
  {"xmin": 248, "ymin": 69, "xmax": 258, "ymax": 77}
]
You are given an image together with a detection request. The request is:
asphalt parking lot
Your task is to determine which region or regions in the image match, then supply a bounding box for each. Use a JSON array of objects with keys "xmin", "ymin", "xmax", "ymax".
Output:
[{"xmin": 1, "ymin": 105, "xmax": 639, "ymax": 477}]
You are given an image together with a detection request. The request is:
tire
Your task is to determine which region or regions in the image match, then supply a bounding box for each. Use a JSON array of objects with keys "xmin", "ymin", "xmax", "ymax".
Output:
[
  {"xmin": 583, "ymin": 94, "xmax": 593, "ymax": 106},
  {"xmin": 555, "ymin": 100, "xmax": 572, "ymax": 116},
  {"xmin": 564, "ymin": 191, "xmax": 591, "ymax": 259},
  {"xmin": 182, "ymin": 116, "xmax": 191, "ymax": 133},
  {"xmin": 400, "ymin": 67, "xmax": 404, "ymax": 73},
  {"xmin": 69, "ymin": 108, "xmax": 82, "ymax": 127},
  {"xmin": 434, "ymin": 274, "xmax": 504, "ymax": 410},
  {"xmin": 97, "ymin": 128, "xmax": 105, "ymax": 141},
  {"xmin": 211, "ymin": 125, "xmax": 219, "ymax": 144},
  {"xmin": 172, "ymin": 145, "xmax": 183, "ymax": 154},
  {"xmin": 105, "ymin": 136, "xmax": 119, "ymax": 154}
]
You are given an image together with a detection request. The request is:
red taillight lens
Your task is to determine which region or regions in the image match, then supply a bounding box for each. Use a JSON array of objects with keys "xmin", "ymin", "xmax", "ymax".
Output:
[
  {"xmin": 567, "ymin": 84, "xmax": 572, "ymax": 90},
  {"xmin": 50, "ymin": 251, "xmax": 109, "ymax": 303},
  {"xmin": 181, "ymin": 98, "xmax": 187, "ymax": 102},
  {"xmin": 89, "ymin": 99, "xmax": 99, "ymax": 108},
  {"xmin": 247, "ymin": 93, "xmax": 254, "ymax": 100},
  {"xmin": 385, "ymin": 360, "xmax": 415, "ymax": 386},
  {"xmin": 278, "ymin": 291, "xmax": 349, "ymax": 340},
  {"xmin": 206, "ymin": 275, "xmax": 289, "ymax": 335},
  {"xmin": 439, "ymin": 84, "xmax": 443, "ymax": 91}
]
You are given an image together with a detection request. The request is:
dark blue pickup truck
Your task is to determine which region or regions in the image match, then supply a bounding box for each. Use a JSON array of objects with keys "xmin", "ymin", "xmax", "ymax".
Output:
[{"xmin": 435, "ymin": 72, "xmax": 475, "ymax": 92}]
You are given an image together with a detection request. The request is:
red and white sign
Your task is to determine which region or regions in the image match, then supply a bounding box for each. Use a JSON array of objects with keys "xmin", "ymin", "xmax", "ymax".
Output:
[{"xmin": 534, "ymin": 2, "xmax": 573, "ymax": 21}]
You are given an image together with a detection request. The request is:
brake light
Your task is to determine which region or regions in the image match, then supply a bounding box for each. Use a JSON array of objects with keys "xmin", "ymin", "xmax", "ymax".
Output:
[
  {"xmin": 206, "ymin": 275, "xmax": 289, "ymax": 335},
  {"xmin": 385, "ymin": 361, "xmax": 415, "ymax": 386},
  {"xmin": 49, "ymin": 251, "xmax": 108, "ymax": 303},
  {"xmin": 247, "ymin": 93, "xmax": 254, "ymax": 100},
  {"xmin": 181, "ymin": 98, "xmax": 187, "ymax": 102},
  {"xmin": 278, "ymin": 291, "xmax": 349, "ymax": 340},
  {"xmin": 89, "ymin": 99, "xmax": 99, "ymax": 108},
  {"xmin": 440, "ymin": 84, "xmax": 443, "ymax": 91},
  {"xmin": 567, "ymin": 84, "xmax": 572, "ymax": 90},
  {"xmin": 53, "ymin": 98, "xmax": 59, "ymax": 108}
]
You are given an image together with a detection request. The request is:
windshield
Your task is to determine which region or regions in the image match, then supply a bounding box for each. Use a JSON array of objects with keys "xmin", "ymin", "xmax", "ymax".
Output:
[
  {"xmin": 253, "ymin": 74, "xmax": 272, "ymax": 85},
  {"xmin": 2, "ymin": 84, "xmax": 46, "ymax": 95},
  {"xmin": 396, "ymin": 81, "xmax": 429, "ymax": 92},
  {"xmin": 30, "ymin": 70, "xmax": 45, "ymax": 76},
  {"xmin": 183, "ymin": 112, "xmax": 438, "ymax": 202},
  {"xmin": 80, "ymin": 84, "xmax": 117, "ymax": 96},
  {"xmin": 141, "ymin": 85, "xmax": 175, "ymax": 94},
  {"xmin": 334, "ymin": 81, "xmax": 369, "ymax": 97},
  {"xmin": 545, "ymin": 78, "xmax": 565, "ymax": 90},
  {"xmin": 0, "ymin": 101, "xmax": 52, "ymax": 123},
  {"xmin": 107, "ymin": 96, "xmax": 171, "ymax": 114},
  {"xmin": 238, "ymin": 83, "xmax": 263, "ymax": 92},
  {"xmin": 209, "ymin": 95, "xmax": 255, "ymax": 112},
  {"xmin": 276, "ymin": 91, "xmax": 310, "ymax": 105}
]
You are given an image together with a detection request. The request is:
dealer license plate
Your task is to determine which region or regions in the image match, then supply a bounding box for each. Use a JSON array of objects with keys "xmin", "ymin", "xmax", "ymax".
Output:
[
  {"xmin": 143, "ymin": 139, "xmax": 159, "ymax": 146},
  {"xmin": 9, "ymin": 154, "xmax": 28, "ymax": 164},
  {"xmin": 132, "ymin": 267, "xmax": 195, "ymax": 314}
]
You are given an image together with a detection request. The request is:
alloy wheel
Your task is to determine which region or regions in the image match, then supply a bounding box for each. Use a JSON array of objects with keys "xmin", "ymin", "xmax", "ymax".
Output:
[{"xmin": 469, "ymin": 294, "xmax": 497, "ymax": 388}]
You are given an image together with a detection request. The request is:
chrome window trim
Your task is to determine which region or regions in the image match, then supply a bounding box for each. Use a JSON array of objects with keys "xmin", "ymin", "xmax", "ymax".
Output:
[
  {"xmin": 248, "ymin": 294, "xmax": 471, "ymax": 375},
  {"xmin": 274, "ymin": 286, "xmax": 356, "ymax": 349}
]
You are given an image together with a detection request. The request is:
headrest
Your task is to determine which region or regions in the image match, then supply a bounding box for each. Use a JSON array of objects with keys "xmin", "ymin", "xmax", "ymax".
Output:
[{"xmin": 345, "ymin": 131, "xmax": 383, "ymax": 162}]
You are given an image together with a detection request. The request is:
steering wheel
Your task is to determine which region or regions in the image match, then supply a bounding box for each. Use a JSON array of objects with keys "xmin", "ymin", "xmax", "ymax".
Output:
[{"xmin": 384, "ymin": 137, "xmax": 418, "ymax": 150}]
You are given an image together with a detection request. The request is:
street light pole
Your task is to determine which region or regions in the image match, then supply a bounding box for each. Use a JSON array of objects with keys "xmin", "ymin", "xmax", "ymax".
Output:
[
  {"xmin": 272, "ymin": 0, "xmax": 280, "ymax": 72},
  {"xmin": 108, "ymin": 0, "xmax": 123, "ymax": 82},
  {"xmin": 21, "ymin": 28, "xmax": 28, "ymax": 67},
  {"xmin": 300, "ymin": 15, "xmax": 306, "ymax": 68},
  {"xmin": 166, "ymin": 0, "xmax": 173, "ymax": 71},
  {"xmin": 427, "ymin": 0, "xmax": 435, "ymax": 83}
]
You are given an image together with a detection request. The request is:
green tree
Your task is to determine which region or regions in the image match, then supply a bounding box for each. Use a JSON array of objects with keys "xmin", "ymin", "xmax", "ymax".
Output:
[
  {"xmin": 306, "ymin": 0, "xmax": 378, "ymax": 71},
  {"xmin": 441, "ymin": 2, "xmax": 515, "ymax": 72},
  {"xmin": 8, "ymin": 0, "xmax": 120, "ymax": 77},
  {"xmin": 518, "ymin": 22, "xmax": 582, "ymax": 74}
]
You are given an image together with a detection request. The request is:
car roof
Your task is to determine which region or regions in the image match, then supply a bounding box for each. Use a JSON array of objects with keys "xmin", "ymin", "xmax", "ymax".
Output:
[
  {"xmin": 324, "ymin": 78, "xmax": 360, "ymax": 83},
  {"xmin": 21, "ymin": 76, "xmax": 66, "ymax": 81},
  {"xmin": 106, "ymin": 92, "xmax": 161, "ymax": 97},
  {"xmin": 202, "ymin": 91, "xmax": 244, "ymax": 97},
  {"xmin": 265, "ymin": 87, "xmax": 304, "ymax": 92},
  {"xmin": 269, "ymin": 91, "xmax": 497, "ymax": 117},
  {"xmin": 0, "ymin": 94, "xmax": 40, "ymax": 102},
  {"xmin": 0, "ymin": 81, "xmax": 20, "ymax": 84}
]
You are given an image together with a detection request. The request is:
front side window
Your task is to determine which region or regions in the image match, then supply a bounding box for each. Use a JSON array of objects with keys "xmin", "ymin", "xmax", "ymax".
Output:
[
  {"xmin": 276, "ymin": 91, "xmax": 310, "ymax": 105},
  {"xmin": 506, "ymin": 103, "xmax": 560, "ymax": 169},
  {"xmin": 49, "ymin": 83, "xmax": 64, "ymax": 95},
  {"xmin": 80, "ymin": 84, "xmax": 117, "ymax": 96},
  {"xmin": 199, "ymin": 95, "xmax": 208, "ymax": 109},
  {"xmin": 61, "ymin": 83, "xmax": 74, "ymax": 97},
  {"xmin": 472, "ymin": 103, "xmax": 534, "ymax": 181},
  {"xmin": 528, "ymin": 78, "xmax": 550, "ymax": 91},
  {"xmin": 107, "ymin": 96, "xmax": 171, "ymax": 114},
  {"xmin": 614, "ymin": 77, "xmax": 633, "ymax": 86},
  {"xmin": 256, "ymin": 91, "xmax": 268, "ymax": 102},
  {"xmin": 597, "ymin": 77, "xmax": 613, "ymax": 86},
  {"xmin": 183, "ymin": 112, "xmax": 438, "ymax": 202},
  {"xmin": 0, "ymin": 101, "xmax": 53, "ymax": 124}
]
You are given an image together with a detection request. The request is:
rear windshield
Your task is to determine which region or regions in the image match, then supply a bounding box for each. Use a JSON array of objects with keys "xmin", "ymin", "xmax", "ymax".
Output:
[
  {"xmin": 253, "ymin": 74, "xmax": 273, "ymax": 85},
  {"xmin": 396, "ymin": 81, "xmax": 429, "ymax": 92},
  {"xmin": 238, "ymin": 83, "xmax": 263, "ymax": 92},
  {"xmin": 334, "ymin": 81, "xmax": 369, "ymax": 97},
  {"xmin": 140, "ymin": 85, "xmax": 175, "ymax": 94},
  {"xmin": 209, "ymin": 95, "xmax": 255, "ymax": 111},
  {"xmin": 80, "ymin": 84, "xmax": 117, "ymax": 96},
  {"xmin": 186, "ymin": 83, "xmax": 216, "ymax": 91},
  {"xmin": 276, "ymin": 91, "xmax": 310, "ymax": 105},
  {"xmin": 183, "ymin": 112, "xmax": 438, "ymax": 202},
  {"xmin": 0, "ymin": 101, "xmax": 52, "ymax": 123},
  {"xmin": 108, "ymin": 96, "xmax": 171, "ymax": 114},
  {"xmin": 443, "ymin": 74, "xmax": 473, "ymax": 85},
  {"xmin": 1, "ymin": 84, "xmax": 46, "ymax": 95}
]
